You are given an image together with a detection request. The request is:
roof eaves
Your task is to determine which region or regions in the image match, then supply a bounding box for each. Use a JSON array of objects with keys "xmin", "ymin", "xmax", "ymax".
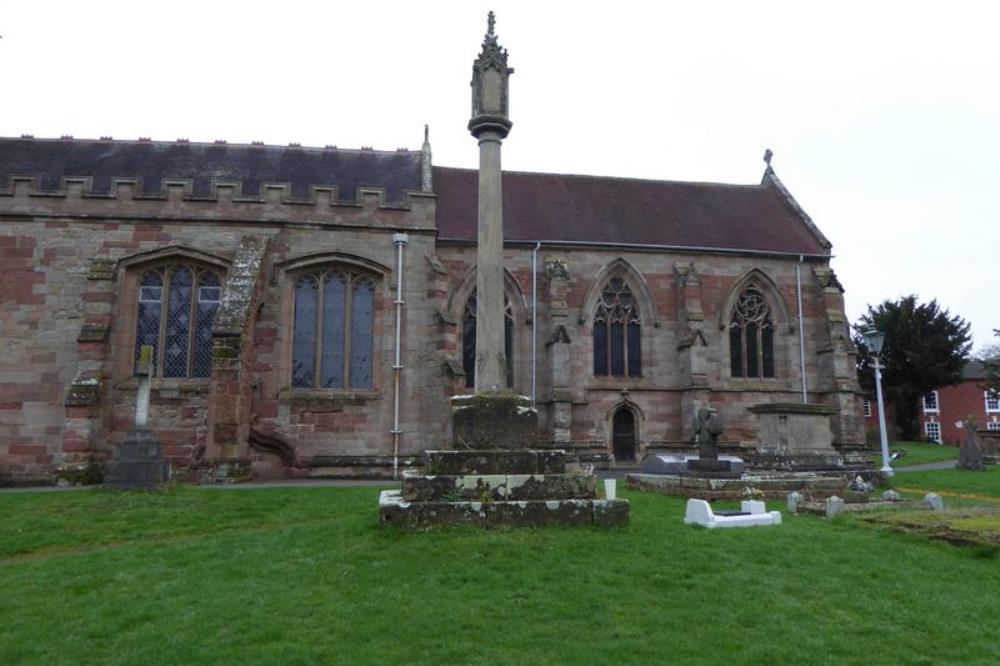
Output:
[{"xmin": 761, "ymin": 165, "xmax": 833, "ymax": 252}]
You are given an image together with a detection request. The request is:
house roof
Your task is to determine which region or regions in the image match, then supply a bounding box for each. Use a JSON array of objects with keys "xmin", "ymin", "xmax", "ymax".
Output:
[
  {"xmin": 433, "ymin": 166, "xmax": 831, "ymax": 255},
  {"xmin": 0, "ymin": 137, "xmax": 423, "ymax": 203}
]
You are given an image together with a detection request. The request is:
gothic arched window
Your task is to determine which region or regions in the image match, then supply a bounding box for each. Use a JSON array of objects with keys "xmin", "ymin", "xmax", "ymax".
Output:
[
  {"xmin": 729, "ymin": 285, "xmax": 775, "ymax": 379},
  {"xmin": 134, "ymin": 264, "xmax": 222, "ymax": 378},
  {"xmin": 462, "ymin": 290, "xmax": 514, "ymax": 388},
  {"xmin": 292, "ymin": 268, "xmax": 376, "ymax": 389},
  {"xmin": 593, "ymin": 277, "xmax": 641, "ymax": 377}
]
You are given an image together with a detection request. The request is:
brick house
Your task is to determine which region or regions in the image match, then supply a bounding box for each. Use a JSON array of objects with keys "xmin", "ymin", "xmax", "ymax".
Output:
[{"xmin": 863, "ymin": 360, "xmax": 1000, "ymax": 445}]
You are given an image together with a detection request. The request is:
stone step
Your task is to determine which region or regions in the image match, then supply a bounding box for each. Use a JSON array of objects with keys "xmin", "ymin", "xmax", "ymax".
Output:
[
  {"xmin": 424, "ymin": 449, "xmax": 565, "ymax": 475},
  {"xmin": 401, "ymin": 472, "xmax": 595, "ymax": 502},
  {"xmin": 378, "ymin": 490, "xmax": 629, "ymax": 529}
]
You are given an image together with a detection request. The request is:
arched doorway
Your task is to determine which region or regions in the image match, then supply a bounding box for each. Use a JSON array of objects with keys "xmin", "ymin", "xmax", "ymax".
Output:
[{"xmin": 612, "ymin": 408, "xmax": 637, "ymax": 462}]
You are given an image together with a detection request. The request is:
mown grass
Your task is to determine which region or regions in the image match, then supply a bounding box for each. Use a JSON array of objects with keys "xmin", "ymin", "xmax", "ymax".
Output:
[
  {"xmin": 892, "ymin": 466, "xmax": 1000, "ymax": 503},
  {"xmin": 1, "ymin": 485, "xmax": 999, "ymax": 665},
  {"xmin": 889, "ymin": 440, "xmax": 959, "ymax": 467}
]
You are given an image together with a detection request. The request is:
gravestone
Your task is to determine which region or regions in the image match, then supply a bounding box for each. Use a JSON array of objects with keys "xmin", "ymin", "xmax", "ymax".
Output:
[
  {"xmin": 684, "ymin": 407, "xmax": 743, "ymax": 478},
  {"xmin": 959, "ymin": 428, "xmax": 985, "ymax": 471},
  {"xmin": 104, "ymin": 345, "xmax": 171, "ymax": 490}
]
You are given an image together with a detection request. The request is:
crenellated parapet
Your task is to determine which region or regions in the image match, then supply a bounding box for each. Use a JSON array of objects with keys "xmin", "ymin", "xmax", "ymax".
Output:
[{"xmin": 0, "ymin": 137, "xmax": 436, "ymax": 230}]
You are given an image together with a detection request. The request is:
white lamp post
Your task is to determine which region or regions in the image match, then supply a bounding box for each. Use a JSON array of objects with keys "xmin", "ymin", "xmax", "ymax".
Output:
[{"xmin": 862, "ymin": 328, "xmax": 893, "ymax": 477}]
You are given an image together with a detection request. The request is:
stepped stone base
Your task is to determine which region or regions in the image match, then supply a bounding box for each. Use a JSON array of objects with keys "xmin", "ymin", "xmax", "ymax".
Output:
[
  {"xmin": 379, "ymin": 491, "xmax": 629, "ymax": 529},
  {"xmin": 424, "ymin": 450, "xmax": 565, "ymax": 475},
  {"xmin": 401, "ymin": 472, "xmax": 595, "ymax": 502}
]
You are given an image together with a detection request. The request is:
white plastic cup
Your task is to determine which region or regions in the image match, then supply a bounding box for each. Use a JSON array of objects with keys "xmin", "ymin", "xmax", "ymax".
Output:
[{"xmin": 604, "ymin": 479, "xmax": 617, "ymax": 501}]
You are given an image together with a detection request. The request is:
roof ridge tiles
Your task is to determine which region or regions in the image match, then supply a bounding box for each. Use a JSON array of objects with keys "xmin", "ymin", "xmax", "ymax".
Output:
[{"xmin": 433, "ymin": 165, "xmax": 764, "ymax": 189}]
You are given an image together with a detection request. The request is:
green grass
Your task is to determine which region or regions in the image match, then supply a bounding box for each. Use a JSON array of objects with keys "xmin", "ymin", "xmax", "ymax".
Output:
[
  {"xmin": 892, "ymin": 466, "xmax": 1000, "ymax": 503},
  {"xmin": 2, "ymin": 486, "xmax": 999, "ymax": 665},
  {"xmin": 888, "ymin": 440, "xmax": 959, "ymax": 467}
]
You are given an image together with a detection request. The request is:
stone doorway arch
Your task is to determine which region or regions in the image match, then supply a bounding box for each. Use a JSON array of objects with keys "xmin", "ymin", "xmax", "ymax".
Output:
[{"xmin": 612, "ymin": 407, "xmax": 637, "ymax": 462}]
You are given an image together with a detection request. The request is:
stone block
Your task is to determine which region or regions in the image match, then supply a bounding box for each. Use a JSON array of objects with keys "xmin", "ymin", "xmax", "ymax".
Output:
[
  {"xmin": 505, "ymin": 474, "xmax": 595, "ymax": 500},
  {"xmin": 424, "ymin": 449, "xmax": 566, "ymax": 475},
  {"xmin": 378, "ymin": 491, "xmax": 487, "ymax": 528},
  {"xmin": 451, "ymin": 393, "xmax": 538, "ymax": 449},
  {"xmin": 593, "ymin": 499, "xmax": 630, "ymax": 527},
  {"xmin": 486, "ymin": 499, "xmax": 593, "ymax": 528},
  {"xmin": 103, "ymin": 429, "xmax": 171, "ymax": 490}
]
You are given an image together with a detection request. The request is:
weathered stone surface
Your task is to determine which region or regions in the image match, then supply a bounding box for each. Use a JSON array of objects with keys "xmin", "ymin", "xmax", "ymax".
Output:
[
  {"xmin": 505, "ymin": 474, "xmax": 595, "ymax": 501},
  {"xmin": 402, "ymin": 472, "xmax": 595, "ymax": 502},
  {"xmin": 378, "ymin": 492, "xmax": 629, "ymax": 529},
  {"xmin": 379, "ymin": 491, "xmax": 487, "ymax": 528},
  {"xmin": 451, "ymin": 393, "xmax": 538, "ymax": 449},
  {"xmin": 104, "ymin": 429, "xmax": 171, "ymax": 490},
  {"xmin": 424, "ymin": 449, "xmax": 565, "ymax": 475},
  {"xmin": 593, "ymin": 499, "xmax": 630, "ymax": 527}
]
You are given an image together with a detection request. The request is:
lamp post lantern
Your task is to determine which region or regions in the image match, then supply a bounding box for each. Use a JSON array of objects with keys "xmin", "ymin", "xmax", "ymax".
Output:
[{"xmin": 862, "ymin": 328, "xmax": 893, "ymax": 476}]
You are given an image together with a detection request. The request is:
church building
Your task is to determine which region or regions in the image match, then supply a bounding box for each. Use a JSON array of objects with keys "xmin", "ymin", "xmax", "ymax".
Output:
[{"xmin": 0, "ymin": 19, "xmax": 865, "ymax": 484}]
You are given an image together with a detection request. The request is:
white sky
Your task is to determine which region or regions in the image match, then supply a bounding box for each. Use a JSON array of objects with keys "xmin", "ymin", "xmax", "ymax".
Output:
[{"xmin": 3, "ymin": 1, "xmax": 998, "ymax": 348}]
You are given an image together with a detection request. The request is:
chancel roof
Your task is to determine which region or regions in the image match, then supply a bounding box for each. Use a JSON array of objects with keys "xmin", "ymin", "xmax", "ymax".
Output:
[
  {"xmin": 433, "ymin": 166, "xmax": 831, "ymax": 256},
  {"xmin": 0, "ymin": 137, "xmax": 423, "ymax": 203},
  {"xmin": 1, "ymin": 137, "xmax": 831, "ymax": 255}
]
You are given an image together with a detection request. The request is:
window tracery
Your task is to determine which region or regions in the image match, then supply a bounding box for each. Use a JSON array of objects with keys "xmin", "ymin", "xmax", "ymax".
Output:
[
  {"xmin": 729, "ymin": 285, "xmax": 775, "ymax": 379},
  {"xmin": 593, "ymin": 277, "xmax": 641, "ymax": 377}
]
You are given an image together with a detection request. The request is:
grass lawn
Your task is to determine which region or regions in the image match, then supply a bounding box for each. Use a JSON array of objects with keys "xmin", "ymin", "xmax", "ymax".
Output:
[
  {"xmin": 892, "ymin": 466, "xmax": 1000, "ymax": 504},
  {"xmin": 2, "ymin": 486, "xmax": 999, "ymax": 665},
  {"xmin": 887, "ymin": 441, "xmax": 959, "ymax": 467}
]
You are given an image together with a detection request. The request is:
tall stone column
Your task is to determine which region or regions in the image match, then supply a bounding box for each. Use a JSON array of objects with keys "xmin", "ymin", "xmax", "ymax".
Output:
[{"xmin": 468, "ymin": 11, "xmax": 513, "ymax": 393}]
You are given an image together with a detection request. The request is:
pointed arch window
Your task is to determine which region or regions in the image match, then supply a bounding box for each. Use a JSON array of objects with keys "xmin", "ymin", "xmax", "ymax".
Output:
[
  {"xmin": 593, "ymin": 277, "xmax": 641, "ymax": 377},
  {"xmin": 134, "ymin": 264, "xmax": 222, "ymax": 378},
  {"xmin": 462, "ymin": 290, "xmax": 514, "ymax": 388},
  {"xmin": 292, "ymin": 268, "xmax": 376, "ymax": 389},
  {"xmin": 729, "ymin": 285, "xmax": 775, "ymax": 379}
]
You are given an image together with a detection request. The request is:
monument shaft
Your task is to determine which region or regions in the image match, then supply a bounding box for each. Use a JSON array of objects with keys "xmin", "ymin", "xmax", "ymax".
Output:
[{"xmin": 475, "ymin": 130, "xmax": 506, "ymax": 390}]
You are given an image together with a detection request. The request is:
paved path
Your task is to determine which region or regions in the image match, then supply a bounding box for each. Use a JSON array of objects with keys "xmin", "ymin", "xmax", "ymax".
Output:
[{"xmin": 0, "ymin": 479, "xmax": 399, "ymax": 494}]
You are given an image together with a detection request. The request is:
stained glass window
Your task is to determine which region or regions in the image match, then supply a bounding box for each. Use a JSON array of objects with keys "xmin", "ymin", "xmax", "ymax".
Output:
[
  {"xmin": 593, "ymin": 277, "xmax": 640, "ymax": 377},
  {"xmin": 462, "ymin": 290, "xmax": 514, "ymax": 389},
  {"xmin": 134, "ymin": 263, "xmax": 222, "ymax": 378},
  {"xmin": 292, "ymin": 268, "xmax": 376, "ymax": 389},
  {"xmin": 729, "ymin": 285, "xmax": 775, "ymax": 379}
]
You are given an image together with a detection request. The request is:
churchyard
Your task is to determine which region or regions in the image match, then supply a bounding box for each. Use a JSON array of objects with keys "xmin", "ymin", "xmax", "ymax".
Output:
[{"xmin": 2, "ymin": 467, "xmax": 997, "ymax": 665}]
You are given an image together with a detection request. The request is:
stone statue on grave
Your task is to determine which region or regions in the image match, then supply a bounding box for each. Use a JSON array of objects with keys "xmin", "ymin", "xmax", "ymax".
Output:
[{"xmin": 693, "ymin": 407, "xmax": 724, "ymax": 461}]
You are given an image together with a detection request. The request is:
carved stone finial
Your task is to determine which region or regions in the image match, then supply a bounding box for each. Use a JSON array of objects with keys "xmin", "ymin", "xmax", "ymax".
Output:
[
  {"xmin": 424, "ymin": 124, "xmax": 429, "ymax": 143},
  {"xmin": 469, "ymin": 11, "xmax": 513, "ymax": 137},
  {"xmin": 763, "ymin": 148, "xmax": 773, "ymax": 165}
]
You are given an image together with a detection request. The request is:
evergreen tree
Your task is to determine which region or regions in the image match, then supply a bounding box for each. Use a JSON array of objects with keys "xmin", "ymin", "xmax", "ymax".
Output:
[{"xmin": 854, "ymin": 296, "xmax": 971, "ymax": 440}]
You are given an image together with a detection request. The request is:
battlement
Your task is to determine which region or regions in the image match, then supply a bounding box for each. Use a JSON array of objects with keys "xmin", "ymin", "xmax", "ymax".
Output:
[{"xmin": 0, "ymin": 135, "xmax": 436, "ymax": 228}]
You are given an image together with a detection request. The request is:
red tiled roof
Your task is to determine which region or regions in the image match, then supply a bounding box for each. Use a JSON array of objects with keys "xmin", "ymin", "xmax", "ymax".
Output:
[{"xmin": 433, "ymin": 166, "xmax": 830, "ymax": 255}]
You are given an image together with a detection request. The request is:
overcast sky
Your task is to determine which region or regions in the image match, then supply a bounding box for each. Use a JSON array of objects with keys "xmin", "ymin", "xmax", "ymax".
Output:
[{"xmin": 3, "ymin": 1, "xmax": 997, "ymax": 349}]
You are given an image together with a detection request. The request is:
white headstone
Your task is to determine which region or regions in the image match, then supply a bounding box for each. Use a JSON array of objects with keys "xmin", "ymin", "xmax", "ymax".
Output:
[
  {"xmin": 787, "ymin": 491, "xmax": 802, "ymax": 513},
  {"xmin": 924, "ymin": 493, "xmax": 944, "ymax": 511},
  {"xmin": 825, "ymin": 495, "xmax": 845, "ymax": 518}
]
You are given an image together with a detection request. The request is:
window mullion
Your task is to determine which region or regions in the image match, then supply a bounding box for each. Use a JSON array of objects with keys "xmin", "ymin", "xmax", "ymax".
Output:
[
  {"xmin": 157, "ymin": 267, "xmax": 169, "ymax": 377},
  {"xmin": 344, "ymin": 275, "xmax": 354, "ymax": 388},
  {"xmin": 187, "ymin": 267, "xmax": 197, "ymax": 378},
  {"xmin": 314, "ymin": 274, "xmax": 325, "ymax": 389}
]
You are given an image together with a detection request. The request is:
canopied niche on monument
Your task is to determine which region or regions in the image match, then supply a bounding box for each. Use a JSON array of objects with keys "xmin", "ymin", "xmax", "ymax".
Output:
[{"xmin": 469, "ymin": 11, "xmax": 514, "ymax": 138}]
